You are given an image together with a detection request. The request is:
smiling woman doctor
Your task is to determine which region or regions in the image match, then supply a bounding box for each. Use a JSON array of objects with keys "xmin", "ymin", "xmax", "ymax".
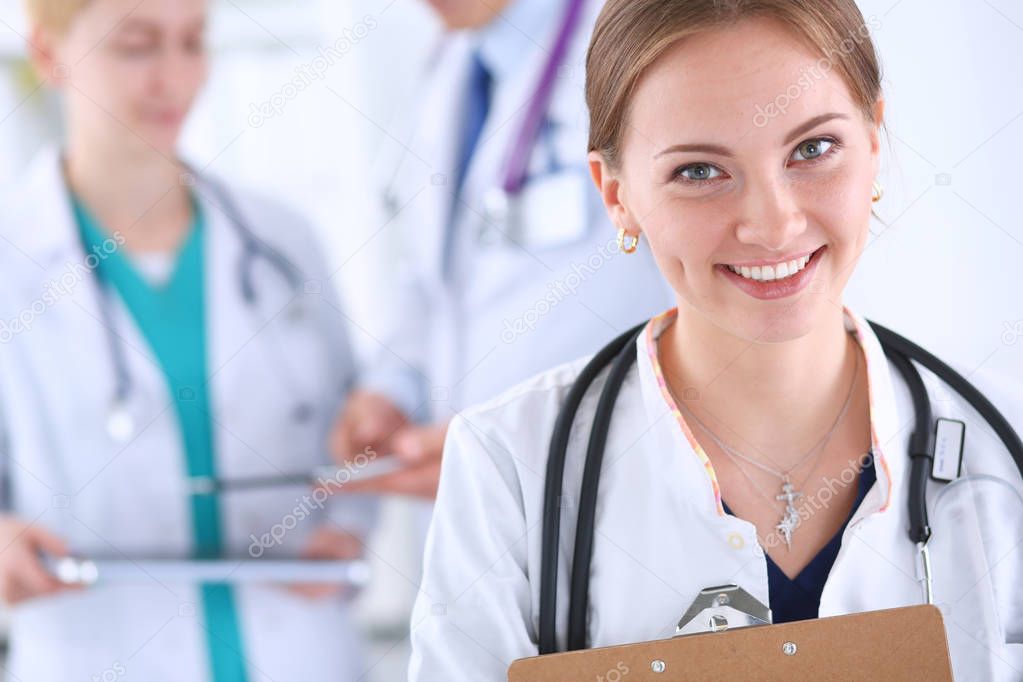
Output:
[
  {"xmin": 0, "ymin": 1, "xmax": 373, "ymax": 681},
  {"xmin": 409, "ymin": 1, "xmax": 1023, "ymax": 680}
]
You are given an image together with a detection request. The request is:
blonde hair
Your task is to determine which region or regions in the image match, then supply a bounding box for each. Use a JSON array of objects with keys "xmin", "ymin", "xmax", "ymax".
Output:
[
  {"xmin": 586, "ymin": 0, "xmax": 883, "ymax": 169},
  {"xmin": 23, "ymin": 0, "xmax": 91, "ymax": 34}
]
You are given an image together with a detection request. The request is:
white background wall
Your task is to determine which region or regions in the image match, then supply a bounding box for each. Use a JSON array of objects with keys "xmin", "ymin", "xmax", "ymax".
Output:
[{"xmin": 0, "ymin": 0, "xmax": 1019, "ymax": 679}]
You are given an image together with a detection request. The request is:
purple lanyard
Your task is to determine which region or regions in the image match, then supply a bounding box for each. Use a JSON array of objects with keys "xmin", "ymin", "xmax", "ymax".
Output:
[{"xmin": 500, "ymin": 0, "xmax": 587, "ymax": 196}]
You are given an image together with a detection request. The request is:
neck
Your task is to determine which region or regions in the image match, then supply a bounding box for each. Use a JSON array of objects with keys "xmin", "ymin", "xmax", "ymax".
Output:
[
  {"xmin": 64, "ymin": 136, "xmax": 192, "ymax": 252},
  {"xmin": 659, "ymin": 300, "xmax": 862, "ymax": 471}
]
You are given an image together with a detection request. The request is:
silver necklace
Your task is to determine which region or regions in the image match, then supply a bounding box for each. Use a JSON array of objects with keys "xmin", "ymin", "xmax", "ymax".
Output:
[{"xmin": 673, "ymin": 347, "xmax": 860, "ymax": 549}]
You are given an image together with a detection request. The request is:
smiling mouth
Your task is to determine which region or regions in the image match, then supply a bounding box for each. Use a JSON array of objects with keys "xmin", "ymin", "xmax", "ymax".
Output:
[{"xmin": 723, "ymin": 246, "xmax": 825, "ymax": 282}]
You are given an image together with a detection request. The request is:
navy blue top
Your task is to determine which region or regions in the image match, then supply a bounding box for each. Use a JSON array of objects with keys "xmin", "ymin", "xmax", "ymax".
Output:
[{"xmin": 722, "ymin": 451, "xmax": 877, "ymax": 623}]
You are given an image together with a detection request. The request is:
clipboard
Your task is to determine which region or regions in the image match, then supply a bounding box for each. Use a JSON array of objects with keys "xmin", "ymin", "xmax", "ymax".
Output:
[
  {"xmin": 45, "ymin": 557, "xmax": 371, "ymax": 586},
  {"xmin": 509, "ymin": 605, "xmax": 953, "ymax": 681}
]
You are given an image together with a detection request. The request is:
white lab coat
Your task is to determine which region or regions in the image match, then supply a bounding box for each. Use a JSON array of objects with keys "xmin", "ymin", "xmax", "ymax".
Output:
[
  {"xmin": 367, "ymin": 0, "xmax": 674, "ymax": 417},
  {"xmin": 410, "ymin": 306, "xmax": 1023, "ymax": 681},
  {"xmin": 0, "ymin": 148, "xmax": 374, "ymax": 681}
]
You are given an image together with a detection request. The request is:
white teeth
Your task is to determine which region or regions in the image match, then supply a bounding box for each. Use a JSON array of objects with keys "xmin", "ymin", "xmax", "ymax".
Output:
[{"xmin": 726, "ymin": 252, "xmax": 814, "ymax": 282}]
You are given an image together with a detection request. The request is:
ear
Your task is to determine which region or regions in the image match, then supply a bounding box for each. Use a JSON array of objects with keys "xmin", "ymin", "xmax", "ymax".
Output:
[
  {"xmin": 587, "ymin": 150, "xmax": 642, "ymax": 239},
  {"xmin": 26, "ymin": 25, "xmax": 69, "ymax": 88}
]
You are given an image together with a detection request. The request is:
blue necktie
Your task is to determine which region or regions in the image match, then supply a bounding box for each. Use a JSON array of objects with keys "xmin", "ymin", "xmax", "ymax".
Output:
[
  {"xmin": 443, "ymin": 50, "xmax": 492, "ymax": 277},
  {"xmin": 453, "ymin": 50, "xmax": 492, "ymax": 207}
]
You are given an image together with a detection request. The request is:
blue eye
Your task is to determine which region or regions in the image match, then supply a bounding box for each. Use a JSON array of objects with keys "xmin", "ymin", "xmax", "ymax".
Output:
[
  {"xmin": 674, "ymin": 163, "xmax": 723, "ymax": 183},
  {"xmin": 791, "ymin": 138, "xmax": 835, "ymax": 162},
  {"xmin": 671, "ymin": 137, "xmax": 839, "ymax": 185}
]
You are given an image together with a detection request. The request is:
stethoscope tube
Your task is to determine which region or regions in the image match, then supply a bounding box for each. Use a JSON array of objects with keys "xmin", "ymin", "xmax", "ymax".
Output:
[
  {"xmin": 539, "ymin": 322, "xmax": 644, "ymax": 654},
  {"xmin": 568, "ymin": 326, "xmax": 643, "ymax": 651},
  {"xmin": 878, "ymin": 341, "xmax": 934, "ymax": 543},
  {"xmin": 187, "ymin": 166, "xmax": 302, "ymax": 304},
  {"xmin": 95, "ymin": 166, "xmax": 305, "ymax": 444},
  {"xmin": 500, "ymin": 0, "xmax": 587, "ymax": 196},
  {"xmin": 540, "ymin": 318, "xmax": 1023, "ymax": 653},
  {"xmin": 867, "ymin": 320, "xmax": 1023, "ymax": 465}
]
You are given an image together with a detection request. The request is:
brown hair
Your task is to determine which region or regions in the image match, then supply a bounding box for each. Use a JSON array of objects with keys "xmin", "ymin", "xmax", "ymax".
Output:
[
  {"xmin": 586, "ymin": 0, "xmax": 883, "ymax": 169},
  {"xmin": 23, "ymin": 0, "xmax": 91, "ymax": 34}
]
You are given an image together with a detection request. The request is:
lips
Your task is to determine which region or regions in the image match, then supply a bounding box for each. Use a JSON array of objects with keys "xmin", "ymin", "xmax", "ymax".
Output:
[{"xmin": 718, "ymin": 246, "xmax": 826, "ymax": 300}]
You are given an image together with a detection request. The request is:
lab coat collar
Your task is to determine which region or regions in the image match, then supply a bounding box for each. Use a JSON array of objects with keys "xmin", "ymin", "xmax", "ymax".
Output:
[
  {"xmin": 6, "ymin": 145, "xmax": 167, "ymax": 412},
  {"xmin": 18, "ymin": 145, "xmax": 81, "ymax": 267},
  {"xmin": 17, "ymin": 144, "xmax": 214, "ymax": 269},
  {"xmin": 469, "ymin": 0, "xmax": 555, "ymax": 80},
  {"xmin": 13, "ymin": 145, "xmax": 254, "ymax": 410},
  {"xmin": 635, "ymin": 305, "xmax": 901, "ymax": 519}
]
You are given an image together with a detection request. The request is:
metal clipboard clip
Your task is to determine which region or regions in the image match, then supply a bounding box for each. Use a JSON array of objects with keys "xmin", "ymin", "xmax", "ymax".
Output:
[{"xmin": 675, "ymin": 584, "xmax": 772, "ymax": 637}]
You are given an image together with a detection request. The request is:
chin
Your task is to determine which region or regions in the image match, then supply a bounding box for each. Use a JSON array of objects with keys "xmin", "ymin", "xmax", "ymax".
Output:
[
  {"xmin": 728, "ymin": 295, "xmax": 824, "ymax": 345},
  {"xmin": 425, "ymin": 1, "xmax": 465, "ymax": 28},
  {"xmin": 138, "ymin": 127, "xmax": 182, "ymax": 157},
  {"xmin": 425, "ymin": 0, "xmax": 496, "ymax": 29}
]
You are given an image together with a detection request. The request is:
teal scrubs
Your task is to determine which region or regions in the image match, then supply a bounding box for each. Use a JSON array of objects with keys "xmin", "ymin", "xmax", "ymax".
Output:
[{"xmin": 73, "ymin": 196, "xmax": 249, "ymax": 682}]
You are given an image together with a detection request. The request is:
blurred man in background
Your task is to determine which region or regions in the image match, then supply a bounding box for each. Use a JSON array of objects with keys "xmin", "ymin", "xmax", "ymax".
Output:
[{"xmin": 331, "ymin": 0, "xmax": 672, "ymax": 497}]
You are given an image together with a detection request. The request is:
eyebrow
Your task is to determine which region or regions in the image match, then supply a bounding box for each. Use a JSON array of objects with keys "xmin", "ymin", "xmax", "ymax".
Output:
[
  {"xmin": 117, "ymin": 17, "xmax": 204, "ymax": 35},
  {"xmin": 114, "ymin": 21, "xmax": 159, "ymax": 38},
  {"xmin": 654, "ymin": 112, "xmax": 851, "ymax": 158}
]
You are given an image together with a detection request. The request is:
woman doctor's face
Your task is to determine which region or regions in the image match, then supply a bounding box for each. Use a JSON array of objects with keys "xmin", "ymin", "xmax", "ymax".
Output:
[
  {"xmin": 600, "ymin": 18, "xmax": 883, "ymax": 344},
  {"xmin": 42, "ymin": 0, "xmax": 208, "ymax": 155}
]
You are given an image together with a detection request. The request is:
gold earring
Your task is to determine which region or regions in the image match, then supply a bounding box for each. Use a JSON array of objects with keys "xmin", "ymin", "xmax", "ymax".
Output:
[
  {"xmin": 871, "ymin": 179, "xmax": 884, "ymax": 203},
  {"xmin": 617, "ymin": 228, "xmax": 639, "ymax": 254}
]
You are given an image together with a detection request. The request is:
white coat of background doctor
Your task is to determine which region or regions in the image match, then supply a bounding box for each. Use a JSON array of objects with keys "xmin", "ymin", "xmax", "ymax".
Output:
[
  {"xmin": 330, "ymin": 0, "xmax": 674, "ymax": 498},
  {"xmin": 0, "ymin": 0, "xmax": 373, "ymax": 679}
]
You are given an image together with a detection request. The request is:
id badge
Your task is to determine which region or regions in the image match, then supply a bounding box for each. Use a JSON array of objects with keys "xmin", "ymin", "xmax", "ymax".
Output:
[{"xmin": 511, "ymin": 170, "xmax": 589, "ymax": 249}]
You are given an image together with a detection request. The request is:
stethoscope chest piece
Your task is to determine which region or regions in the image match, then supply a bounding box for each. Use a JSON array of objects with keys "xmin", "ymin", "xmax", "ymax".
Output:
[{"xmin": 106, "ymin": 400, "xmax": 135, "ymax": 444}]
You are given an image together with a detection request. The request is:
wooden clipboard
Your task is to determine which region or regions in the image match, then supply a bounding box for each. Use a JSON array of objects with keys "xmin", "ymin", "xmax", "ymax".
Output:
[{"xmin": 508, "ymin": 605, "xmax": 952, "ymax": 681}]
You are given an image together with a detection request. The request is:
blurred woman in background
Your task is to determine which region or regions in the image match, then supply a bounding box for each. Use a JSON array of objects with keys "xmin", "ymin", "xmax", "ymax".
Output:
[{"xmin": 0, "ymin": 0, "xmax": 373, "ymax": 679}]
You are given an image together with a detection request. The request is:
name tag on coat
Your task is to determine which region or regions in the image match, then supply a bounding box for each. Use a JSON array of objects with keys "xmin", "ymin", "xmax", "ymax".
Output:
[{"xmin": 509, "ymin": 170, "xmax": 590, "ymax": 249}]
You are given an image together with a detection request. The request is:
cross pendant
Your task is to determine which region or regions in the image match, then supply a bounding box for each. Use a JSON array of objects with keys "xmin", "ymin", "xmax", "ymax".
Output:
[{"xmin": 775, "ymin": 481, "xmax": 803, "ymax": 549}]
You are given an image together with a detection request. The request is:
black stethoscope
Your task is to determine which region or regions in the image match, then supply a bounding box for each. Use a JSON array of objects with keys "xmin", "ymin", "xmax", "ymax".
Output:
[{"xmin": 538, "ymin": 319, "xmax": 1023, "ymax": 654}]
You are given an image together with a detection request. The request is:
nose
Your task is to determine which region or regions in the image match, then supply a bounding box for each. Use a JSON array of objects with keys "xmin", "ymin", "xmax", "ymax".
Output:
[
  {"xmin": 153, "ymin": 45, "xmax": 203, "ymax": 98},
  {"xmin": 734, "ymin": 174, "xmax": 807, "ymax": 252}
]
